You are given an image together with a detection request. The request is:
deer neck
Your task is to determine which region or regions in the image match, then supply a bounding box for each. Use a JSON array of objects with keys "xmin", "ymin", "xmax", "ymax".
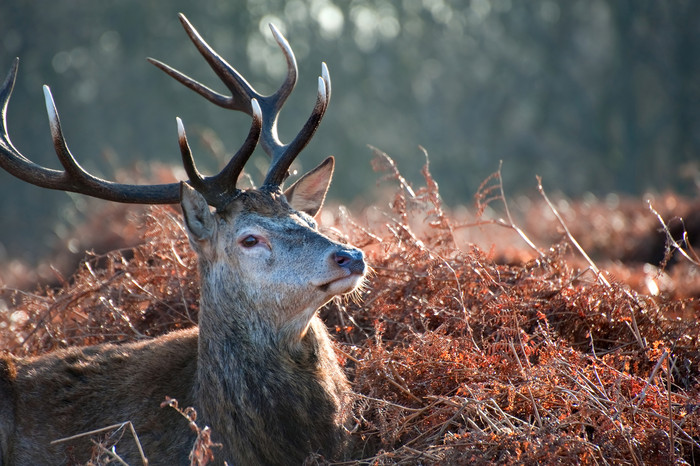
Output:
[
  {"xmin": 193, "ymin": 265, "xmax": 347, "ymax": 463},
  {"xmin": 192, "ymin": 258, "xmax": 332, "ymax": 398},
  {"xmin": 195, "ymin": 262, "xmax": 318, "ymax": 351}
]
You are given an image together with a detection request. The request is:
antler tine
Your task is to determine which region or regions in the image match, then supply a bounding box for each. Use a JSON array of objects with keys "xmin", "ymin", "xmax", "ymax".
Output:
[
  {"xmin": 0, "ymin": 59, "xmax": 25, "ymax": 162},
  {"xmin": 176, "ymin": 117, "xmax": 206, "ymax": 193},
  {"xmin": 148, "ymin": 57, "xmax": 238, "ymax": 111},
  {"xmin": 148, "ymin": 13, "xmax": 260, "ymax": 113},
  {"xmin": 177, "ymin": 99, "xmax": 262, "ymax": 209},
  {"xmin": 43, "ymin": 85, "xmax": 100, "ymax": 181},
  {"xmin": 262, "ymin": 66, "xmax": 331, "ymax": 188},
  {"xmin": 0, "ymin": 60, "xmax": 181, "ymax": 204},
  {"xmin": 266, "ymin": 23, "xmax": 298, "ymax": 114}
]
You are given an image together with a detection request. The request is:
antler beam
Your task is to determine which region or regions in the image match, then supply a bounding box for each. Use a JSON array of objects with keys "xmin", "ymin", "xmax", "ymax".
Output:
[
  {"xmin": 0, "ymin": 59, "xmax": 181, "ymax": 204},
  {"xmin": 0, "ymin": 58, "xmax": 263, "ymax": 208}
]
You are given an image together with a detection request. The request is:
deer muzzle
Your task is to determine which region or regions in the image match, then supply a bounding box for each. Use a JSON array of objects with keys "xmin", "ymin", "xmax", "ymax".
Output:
[{"xmin": 333, "ymin": 248, "xmax": 366, "ymax": 275}]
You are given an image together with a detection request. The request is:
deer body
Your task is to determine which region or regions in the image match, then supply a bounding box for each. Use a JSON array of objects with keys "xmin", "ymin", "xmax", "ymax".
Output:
[
  {"xmin": 3, "ymin": 329, "xmax": 199, "ymax": 464},
  {"xmin": 2, "ymin": 170, "xmax": 362, "ymax": 465},
  {"xmin": 4, "ymin": 320, "xmax": 348, "ymax": 465},
  {"xmin": 0, "ymin": 14, "xmax": 366, "ymax": 465}
]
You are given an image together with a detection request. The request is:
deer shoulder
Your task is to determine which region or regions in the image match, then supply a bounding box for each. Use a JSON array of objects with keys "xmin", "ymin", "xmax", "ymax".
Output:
[{"xmin": 5, "ymin": 329, "xmax": 198, "ymax": 464}]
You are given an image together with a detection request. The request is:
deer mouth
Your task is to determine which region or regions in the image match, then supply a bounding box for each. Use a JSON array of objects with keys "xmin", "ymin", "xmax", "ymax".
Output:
[{"xmin": 317, "ymin": 272, "xmax": 364, "ymax": 294}]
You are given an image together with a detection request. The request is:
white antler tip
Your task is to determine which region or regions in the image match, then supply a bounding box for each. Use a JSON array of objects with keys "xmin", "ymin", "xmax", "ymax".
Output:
[
  {"xmin": 250, "ymin": 98, "xmax": 262, "ymax": 120},
  {"xmin": 268, "ymin": 24, "xmax": 282, "ymax": 43},
  {"xmin": 176, "ymin": 117, "xmax": 186, "ymax": 138},
  {"xmin": 268, "ymin": 23, "xmax": 283, "ymax": 40},
  {"xmin": 268, "ymin": 23, "xmax": 293, "ymax": 57},
  {"xmin": 42, "ymin": 85, "xmax": 57, "ymax": 119},
  {"xmin": 320, "ymin": 62, "xmax": 331, "ymax": 97},
  {"xmin": 317, "ymin": 76, "xmax": 327, "ymax": 100}
]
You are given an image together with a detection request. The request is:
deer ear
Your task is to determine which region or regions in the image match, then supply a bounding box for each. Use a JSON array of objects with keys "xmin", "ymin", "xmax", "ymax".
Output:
[
  {"xmin": 180, "ymin": 182, "xmax": 216, "ymax": 243},
  {"xmin": 284, "ymin": 156, "xmax": 334, "ymax": 218}
]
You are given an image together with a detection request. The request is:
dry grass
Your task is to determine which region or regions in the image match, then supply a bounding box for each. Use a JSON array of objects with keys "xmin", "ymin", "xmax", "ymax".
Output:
[{"xmin": 1, "ymin": 152, "xmax": 699, "ymax": 465}]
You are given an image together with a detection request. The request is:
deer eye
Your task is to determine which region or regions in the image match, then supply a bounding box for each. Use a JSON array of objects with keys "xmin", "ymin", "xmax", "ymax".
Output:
[{"xmin": 240, "ymin": 235, "xmax": 259, "ymax": 248}]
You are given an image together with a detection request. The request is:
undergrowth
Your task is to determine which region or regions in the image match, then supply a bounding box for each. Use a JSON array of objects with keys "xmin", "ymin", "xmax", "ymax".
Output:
[{"xmin": 1, "ymin": 150, "xmax": 699, "ymax": 465}]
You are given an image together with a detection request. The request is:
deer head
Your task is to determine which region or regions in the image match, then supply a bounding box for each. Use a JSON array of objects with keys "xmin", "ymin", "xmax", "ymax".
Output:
[
  {"xmin": 0, "ymin": 16, "xmax": 366, "ymax": 337},
  {"xmin": 180, "ymin": 167, "xmax": 365, "ymax": 340}
]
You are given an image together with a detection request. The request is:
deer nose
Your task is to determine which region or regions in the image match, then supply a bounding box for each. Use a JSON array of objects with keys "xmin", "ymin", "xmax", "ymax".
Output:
[{"xmin": 333, "ymin": 249, "xmax": 365, "ymax": 275}]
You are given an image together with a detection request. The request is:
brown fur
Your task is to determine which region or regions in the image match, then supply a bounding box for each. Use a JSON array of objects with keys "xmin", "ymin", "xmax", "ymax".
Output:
[
  {"xmin": 5, "ymin": 330, "xmax": 197, "ymax": 464},
  {"xmin": 0, "ymin": 162, "xmax": 366, "ymax": 465}
]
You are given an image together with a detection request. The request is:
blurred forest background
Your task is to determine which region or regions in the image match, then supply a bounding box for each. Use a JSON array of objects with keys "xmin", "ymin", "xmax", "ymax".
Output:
[{"xmin": 0, "ymin": 0, "xmax": 698, "ymax": 264}]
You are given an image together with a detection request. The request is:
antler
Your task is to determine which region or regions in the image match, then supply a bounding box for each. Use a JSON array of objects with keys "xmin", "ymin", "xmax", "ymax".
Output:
[
  {"xmin": 0, "ymin": 59, "xmax": 181, "ymax": 203},
  {"xmin": 0, "ymin": 59, "xmax": 262, "ymax": 209},
  {"xmin": 177, "ymin": 99, "xmax": 262, "ymax": 208},
  {"xmin": 148, "ymin": 14, "xmax": 331, "ymax": 190}
]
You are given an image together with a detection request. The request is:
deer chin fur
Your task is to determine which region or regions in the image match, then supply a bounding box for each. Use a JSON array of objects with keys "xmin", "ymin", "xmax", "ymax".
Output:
[
  {"xmin": 316, "ymin": 271, "xmax": 366, "ymax": 295},
  {"xmin": 278, "ymin": 279, "xmax": 365, "ymax": 345},
  {"xmin": 291, "ymin": 273, "xmax": 365, "ymax": 341}
]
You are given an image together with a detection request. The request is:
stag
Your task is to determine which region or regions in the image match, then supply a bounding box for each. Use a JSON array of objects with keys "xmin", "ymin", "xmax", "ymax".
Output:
[{"xmin": 0, "ymin": 14, "xmax": 366, "ymax": 465}]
